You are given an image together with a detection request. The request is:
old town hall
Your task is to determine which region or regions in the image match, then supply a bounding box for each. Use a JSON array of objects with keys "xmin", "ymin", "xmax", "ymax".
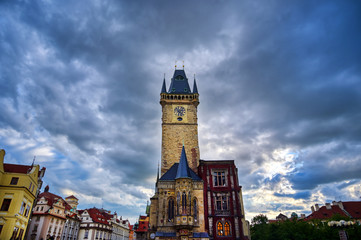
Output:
[{"xmin": 149, "ymin": 68, "xmax": 250, "ymax": 240}]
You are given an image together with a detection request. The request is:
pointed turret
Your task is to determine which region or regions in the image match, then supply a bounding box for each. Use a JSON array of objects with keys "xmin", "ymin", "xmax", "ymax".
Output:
[
  {"xmin": 175, "ymin": 146, "xmax": 192, "ymax": 179},
  {"xmin": 161, "ymin": 77, "xmax": 167, "ymax": 93},
  {"xmin": 193, "ymin": 77, "xmax": 198, "ymax": 94}
]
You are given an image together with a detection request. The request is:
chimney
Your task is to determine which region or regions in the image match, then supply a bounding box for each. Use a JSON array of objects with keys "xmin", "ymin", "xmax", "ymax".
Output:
[
  {"xmin": 337, "ymin": 201, "xmax": 344, "ymax": 210},
  {"xmin": 325, "ymin": 203, "xmax": 331, "ymax": 210},
  {"xmin": 311, "ymin": 206, "xmax": 315, "ymax": 213},
  {"xmin": 300, "ymin": 214, "xmax": 305, "ymax": 219},
  {"xmin": 332, "ymin": 201, "xmax": 337, "ymax": 206},
  {"xmin": 315, "ymin": 204, "xmax": 320, "ymax": 211}
]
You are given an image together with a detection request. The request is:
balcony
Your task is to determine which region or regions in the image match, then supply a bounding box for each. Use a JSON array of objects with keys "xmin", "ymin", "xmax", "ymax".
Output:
[{"xmin": 175, "ymin": 215, "xmax": 194, "ymax": 229}]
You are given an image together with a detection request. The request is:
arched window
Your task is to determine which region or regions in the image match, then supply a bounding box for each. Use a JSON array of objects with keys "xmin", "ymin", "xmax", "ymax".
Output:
[
  {"xmin": 168, "ymin": 198, "xmax": 174, "ymax": 222},
  {"xmin": 224, "ymin": 221, "xmax": 231, "ymax": 236},
  {"xmin": 193, "ymin": 198, "xmax": 197, "ymax": 221},
  {"xmin": 217, "ymin": 222, "xmax": 223, "ymax": 236},
  {"xmin": 182, "ymin": 192, "xmax": 187, "ymax": 215},
  {"xmin": 177, "ymin": 192, "xmax": 180, "ymax": 215}
]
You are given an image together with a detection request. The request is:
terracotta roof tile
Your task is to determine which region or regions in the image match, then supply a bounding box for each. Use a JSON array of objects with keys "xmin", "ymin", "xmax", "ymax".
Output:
[
  {"xmin": 37, "ymin": 191, "xmax": 72, "ymax": 211},
  {"xmin": 65, "ymin": 195, "xmax": 78, "ymax": 200},
  {"xmin": 86, "ymin": 208, "xmax": 110, "ymax": 225},
  {"xmin": 342, "ymin": 201, "xmax": 361, "ymax": 219},
  {"xmin": 305, "ymin": 205, "xmax": 347, "ymax": 220},
  {"xmin": 4, "ymin": 163, "xmax": 33, "ymax": 174}
]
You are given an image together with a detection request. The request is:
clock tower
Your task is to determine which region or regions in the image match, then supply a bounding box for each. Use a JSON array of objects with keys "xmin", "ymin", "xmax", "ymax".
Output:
[{"xmin": 160, "ymin": 68, "xmax": 199, "ymax": 175}]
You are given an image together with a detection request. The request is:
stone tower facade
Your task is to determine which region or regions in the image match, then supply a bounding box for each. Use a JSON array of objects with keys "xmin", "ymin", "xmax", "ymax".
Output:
[
  {"xmin": 149, "ymin": 146, "xmax": 209, "ymax": 240},
  {"xmin": 160, "ymin": 69, "xmax": 200, "ymax": 175},
  {"xmin": 149, "ymin": 68, "xmax": 250, "ymax": 240}
]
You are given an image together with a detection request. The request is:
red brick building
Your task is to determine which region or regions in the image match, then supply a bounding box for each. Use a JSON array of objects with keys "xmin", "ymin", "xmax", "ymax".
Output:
[{"xmin": 198, "ymin": 160, "xmax": 249, "ymax": 240}]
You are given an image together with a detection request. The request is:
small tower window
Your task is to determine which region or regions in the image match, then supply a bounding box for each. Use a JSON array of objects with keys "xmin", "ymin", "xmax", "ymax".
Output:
[
  {"xmin": 182, "ymin": 192, "xmax": 187, "ymax": 215},
  {"xmin": 168, "ymin": 198, "xmax": 174, "ymax": 222},
  {"xmin": 175, "ymin": 76, "xmax": 184, "ymax": 81},
  {"xmin": 184, "ymin": 88, "xmax": 188, "ymax": 92},
  {"xmin": 193, "ymin": 199, "xmax": 198, "ymax": 221}
]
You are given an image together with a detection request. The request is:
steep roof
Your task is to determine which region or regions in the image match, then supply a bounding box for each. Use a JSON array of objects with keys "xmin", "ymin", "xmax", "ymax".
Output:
[
  {"xmin": 175, "ymin": 146, "xmax": 192, "ymax": 179},
  {"xmin": 305, "ymin": 205, "xmax": 348, "ymax": 220},
  {"xmin": 167, "ymin": 69, "xmax": 192, "ymax": 94},
  {"xmin": 86, "ymin": 208, "xmax": 110, "ymax": 225},
  {"xmin": 37, "ymin": 191, "xmax": 72, "ymax": 211},
  {"xmin": 193, "ymin": 78, "xmax": 198, "ymax": 94},
  {"xmin": 161, "ymin": 78, "xmax": 167, "ymax": 93},
  {"xmin": 159, "ymin": 163, "xmax": 201, "ymax": 181},
  {"xmin": 342, "ymin": 201, "xmax": 361, "ymax": 219},
  {"xmin": 65, "ymin": 195, "xmax": 78, "ymax": 200}
]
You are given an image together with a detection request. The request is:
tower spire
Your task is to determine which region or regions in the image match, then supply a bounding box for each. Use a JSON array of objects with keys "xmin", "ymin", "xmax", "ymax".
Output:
[
  {"xmin": 175, "ymin": 146, "xmax": 192, "ymax": 179},
  {"xmin": 161, "ymin": 75, "xmax": 167, "ymax": 93},
  {"xmin": 193, "ymin": 75, "xmax": 198, "ymax": 94}
]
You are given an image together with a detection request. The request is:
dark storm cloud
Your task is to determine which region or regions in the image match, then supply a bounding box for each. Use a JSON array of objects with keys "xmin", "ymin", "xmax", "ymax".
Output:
[
  {"xmin": 1, "ymin": 0, "xmax": 361, "ymax": 221},
  {"xmin": 274, "ymin": 191, "xmax": 311, "ymax": 200}
]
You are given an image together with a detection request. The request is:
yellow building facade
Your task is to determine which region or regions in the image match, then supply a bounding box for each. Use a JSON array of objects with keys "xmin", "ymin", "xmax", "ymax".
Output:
[{"xmin": 0, "ymin": 149, "xmax": 46, "ymax": 240}]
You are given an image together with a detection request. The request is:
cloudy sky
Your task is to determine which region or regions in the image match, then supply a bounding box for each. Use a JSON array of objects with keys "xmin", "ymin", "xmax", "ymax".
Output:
[{"xmin": 1, "ymin": 0, "xmax": 361, "ymax": 223}]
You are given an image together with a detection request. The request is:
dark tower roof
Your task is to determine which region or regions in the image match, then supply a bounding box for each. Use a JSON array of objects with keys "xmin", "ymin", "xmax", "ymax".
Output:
[
  {"xmin": 175, "ymin": 146, "xmax": 192, "ymax": 179},
  {"xmin": 168, "ymin": 69, "xmax": 192, "ymax": 94},
  {"xmin": 193, "ymin": 78, "xmax": 198, "ymax": 94},
  {"xmin": 161, "ymin": 78, "xmax": 167, "ymax": 93}
]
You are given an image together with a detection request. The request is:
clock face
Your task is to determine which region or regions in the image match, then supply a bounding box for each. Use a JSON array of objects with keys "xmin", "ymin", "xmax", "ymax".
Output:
[{"xmin": 174, "ymin": 106, "xmax": 186, "ymax": 116}]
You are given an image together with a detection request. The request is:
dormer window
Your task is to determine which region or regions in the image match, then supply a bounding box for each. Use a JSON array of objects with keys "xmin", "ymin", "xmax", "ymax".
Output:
[{"xmin": 175, "ymin": 75, "xmax": 184, "ymax": 81}]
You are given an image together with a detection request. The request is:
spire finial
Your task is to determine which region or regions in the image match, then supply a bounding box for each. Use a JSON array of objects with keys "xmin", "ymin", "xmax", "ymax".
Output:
[
  {"xmin": 183, "ymin": 60, "xmax": 184, "ymax": 69},
  {"xmin": 175, "ymin": 60, "xmax": 177, "ymax": 69}
]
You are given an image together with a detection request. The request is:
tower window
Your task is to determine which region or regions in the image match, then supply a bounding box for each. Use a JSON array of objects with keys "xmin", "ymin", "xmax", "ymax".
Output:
[
  {"xmin": 182, "ymin": 192, "xmax": 187, "ymax": 215},
  {"xmin": 193, "ymin": 199, "xmax": 198, "ymax": 221},
  {"xmin": 168, "ymin": 198, "xmax": 175, "ymax": 222}
]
